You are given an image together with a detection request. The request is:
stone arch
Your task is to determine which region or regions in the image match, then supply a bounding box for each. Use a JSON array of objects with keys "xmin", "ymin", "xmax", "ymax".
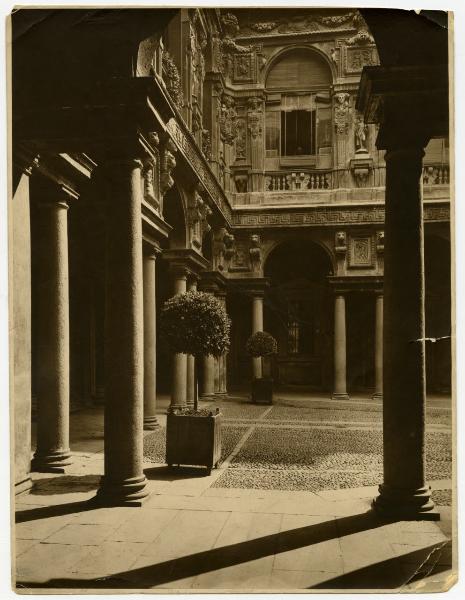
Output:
[
  {"xmin": 263, "ymin": 236, "xmax": 335, "ymax": 276},
  {"xmin": 262, "ymin": 45, "xmax": 335, "ymax": 89},
  {"xmin": 263, "ymin": 238, "xmax": 334, "ymax": 390}
]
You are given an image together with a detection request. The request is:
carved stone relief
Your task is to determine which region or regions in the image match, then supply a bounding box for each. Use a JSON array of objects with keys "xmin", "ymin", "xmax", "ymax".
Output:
[
  {"xmin": 141, "ymin": 156, "xmax": 160, "ymax": 212},
  {"xmin": 235, "ymin": 119, "xmax": 247, "ymax": 160},
  {"xmin": 334, "ymin": 92, "xmax": 351, "ymax": 135},
  {"xmin": 188, "ymin": 186, "xmax": 212, "ymax": 251},
  {"xmin": 201, "ymin": 128, "xmax": 212, "ymax": 161},
  {"xmin": 247, "ymin": 97, "xmax": 264, "ymax": 140},
  {"xmin": 219, "ymin": 94, "xmax": 237, "ymax": 144},
  {"xmin": 160, "ymin": 138, "xmax": 177, "ymax": 196},
  {"xmin": 249, "ymin": 233, "xmax": 262, "ymax": 272},
  {"xmin": 349, "ymin": 236, "xmax": 373, "ymax": 268},
  {"xmin": 354, "ymin": 114, "xmax": 368, "ymax": 152},
  {"xmin": 220, "ymin": 12, "xmax": 253, "ymax": 78},
  {"xmin": 335, "ymin": 231, "xmax": 347, "ymax": 253},
  {"xmin": 162, "ymin": 51, "xmax": 183, "ymax": 109}
]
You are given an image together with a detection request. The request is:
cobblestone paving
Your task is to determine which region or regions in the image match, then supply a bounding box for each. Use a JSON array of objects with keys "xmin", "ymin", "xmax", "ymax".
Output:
[
  {"xmin": 143, "ymin": 425, "xmax": 248, "ymax": 465},
  {"xmin": 210, "ymin": 396, "xmax": 451, "ymax": 492},
  {"xmin": 432, "ymin": 489, "xmax": 452, "ymax": 506},
  {"xmin": 143, "ymin": 396, "xmax": 451, "ymax": 493},
  {"xmin": 213, "ymin": 427, "xmax": 451, "ymax": 491}
]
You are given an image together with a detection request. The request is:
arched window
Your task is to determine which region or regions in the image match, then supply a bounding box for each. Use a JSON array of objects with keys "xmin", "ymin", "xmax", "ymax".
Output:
[{"xmin": 265, "ymin": 48, "xmax": 332, "ymax": 164}]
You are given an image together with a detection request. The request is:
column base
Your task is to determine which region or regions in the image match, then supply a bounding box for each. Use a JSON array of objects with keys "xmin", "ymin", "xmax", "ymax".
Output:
[
  {"xmin": 143, "ymin": 416, "xmax": 160, "ymax": 430},
  {"xmin": 31, "ymin": 449, "xmax": 72, "ymax": 473},
  {"xmin": 372, "ymin": 484, "xmax": 440, "ymax": 521},
  {"xmin": 15, "ymin": 477, "xmax": 33, "ymax": 496},
  {"xmin": 93, "ymin": 474, "xmax": 150, "ymax": 507},
  {"xmin": 372, "ymin": 392, "xmax": 383, "ymax": 401},
  {"xmin": 331, "ymin": 393, "xmax": 350, "ymax": 401}
]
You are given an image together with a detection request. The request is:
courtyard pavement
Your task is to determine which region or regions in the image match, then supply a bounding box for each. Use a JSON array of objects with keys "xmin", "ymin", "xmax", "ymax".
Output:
[{"xmin": 14, "ymin": 391, "xmax": 455, "ymax": 592}]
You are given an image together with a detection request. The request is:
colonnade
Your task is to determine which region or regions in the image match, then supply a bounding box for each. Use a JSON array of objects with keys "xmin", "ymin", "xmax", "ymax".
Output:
[{"xmin": 28, "ymin": 147, "xmax": 438, "ymax": 518}]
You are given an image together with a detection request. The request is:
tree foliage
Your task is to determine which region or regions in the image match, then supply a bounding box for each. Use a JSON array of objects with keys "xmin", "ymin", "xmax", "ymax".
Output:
[
  {"xmin": 246, "ymin": 331, "xmax": 278, "ymax": 358},
  {"xmin": 160, "ymin": 291, "xmax": 231, "ymax": 357}
]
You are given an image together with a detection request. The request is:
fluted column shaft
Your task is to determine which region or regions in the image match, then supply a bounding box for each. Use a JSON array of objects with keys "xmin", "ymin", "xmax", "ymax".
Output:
[
  {"xmin": 170, "ymin": 270, "xmax": 187, "ymax": 410},
  {"xmin": 373, "ymin": 293, "xmax": 384, "ymax": 400},
  {"xmin": 143, "ymin": 247, "xmax": 160, "ymax": 430},
  {"xmin": 252, "ymin": 294, "xmax": 264, "ymax": 379},
  {"xmin": 332, "ymin": 294, "xmax": 349, "ymax": 400},
  {"xmin": 96, "ymin": 158, "xmax": 147, "ymax": 505},
  {"xmin": 32, "ymin": 189, "xmax": 73, "ymax": 473},
  {"xmin": 373, "ymin": 146, "xmax": 438, "ymax": 519},
  {"xmin": 186, "ymin": 277, "xmax": 197, "ymax": 407}
]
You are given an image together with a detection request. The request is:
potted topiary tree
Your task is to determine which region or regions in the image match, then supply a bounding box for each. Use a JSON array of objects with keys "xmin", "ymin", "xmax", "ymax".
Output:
[
  {"xmin": 160, "ymin": 290, "xmax": 230, "ymax": 474},
  {"xmin": 246, "ymin": 331, "xmax": 278, "ymax": 405}
]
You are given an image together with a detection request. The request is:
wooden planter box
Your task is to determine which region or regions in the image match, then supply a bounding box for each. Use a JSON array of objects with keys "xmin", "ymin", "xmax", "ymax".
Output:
[
  {"xmin": 251, "ymin": 378, "xmax": 274, "ymax": 405},
  {"xmin": 166, "ymin": 409, "xmax": 222, "ymax": 474}
]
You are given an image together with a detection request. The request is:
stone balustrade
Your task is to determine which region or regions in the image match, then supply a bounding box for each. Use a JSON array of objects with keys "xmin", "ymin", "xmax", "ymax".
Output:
[
  {"xmin": 423, "ymin": 164, "xmax": 450, "ymax": 185},
  {"xmin": 265, "ymin": 170, "xmax": 332, "ymax": 191}
]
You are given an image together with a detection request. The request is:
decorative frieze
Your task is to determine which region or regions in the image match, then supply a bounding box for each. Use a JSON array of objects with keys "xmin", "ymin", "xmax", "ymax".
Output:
[
  {"xmin": 166, "ymin": 118, "xmax": 232, "ymax": 222},
  {"xmin": 231, "ymin": 203, "xmax": 450, "ymax": 228},
  {"xmin": 236, "ymin": 10, "xmax": 362, "ymax": 36}
]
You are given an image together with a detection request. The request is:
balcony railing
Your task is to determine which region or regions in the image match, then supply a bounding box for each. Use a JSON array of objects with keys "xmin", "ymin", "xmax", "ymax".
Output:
[
  {"xmin": 423, "ymin": 164, "xmax": 449, "ymax": 185},
  {"xmin": 265, "ymin": 170, "xmax": 332, "ymax": 192}
]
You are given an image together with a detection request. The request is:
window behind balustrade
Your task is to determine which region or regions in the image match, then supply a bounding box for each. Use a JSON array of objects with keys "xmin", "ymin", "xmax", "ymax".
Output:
[{"xmin": 265, "ymin": 48, "xmax": 332, "ymax": 163}]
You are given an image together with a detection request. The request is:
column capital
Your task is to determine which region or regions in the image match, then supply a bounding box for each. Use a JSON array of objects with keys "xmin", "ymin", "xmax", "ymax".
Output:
[
  {"xmin": 38, "ymin": 182, "xmax": 79, "ymax": 211},
  {"xmin": 143, "ymin": 242, "xmax": 162, "ymax": 260}
]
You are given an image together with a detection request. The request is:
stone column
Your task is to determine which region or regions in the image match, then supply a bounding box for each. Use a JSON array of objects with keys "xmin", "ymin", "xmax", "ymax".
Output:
[
  {"xmin": 332, "ymin": 294, "xmax": 349, "ymax": 400},
  {"xmin": 202, "ymin": 355, "xmax": 215, "ymax": 397},
  {"xmin": 170, "ymin": 268, "xmax": 188, "ymax": 410},
  {"xmin": 252, "ymin": 293, "xmax": 264, "ymax": 379},
  {"xmin": 32, "ymin": 186, "xmax": 74, "ymax": 473},
  {"xmin": 96, "ymin": 158, "xmax": 147, "ymax": 505},
  {"xmin": 186, "ymin": 276, "xmax": 198, "ymax": 407},
  {"xmin": 373, "ymin": 293, "xmax": 383, "ymax": 401},
  {"xmin": 143, "ymin": 246, "xmax": 160, "ymax": 430},
  {"xmin": 373, "ymin": 146, "xmax": 438, "ymax": 519}
]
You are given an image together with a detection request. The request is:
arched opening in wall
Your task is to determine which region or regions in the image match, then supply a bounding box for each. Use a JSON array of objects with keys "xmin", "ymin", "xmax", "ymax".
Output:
[
  {"xmin": 156, "ymin": 185, "xmax": 187, "ymax": 394},
  {"xmin": 264, "ymin": 48, "xmax": 333, "ymax": 170},
  {"xmin": 424, "ymin": 233, "xmax": 451, "ymax": 394},
  {"xmin": 263, "ymin": 239, "xmax": 333, "ymax": 391}
]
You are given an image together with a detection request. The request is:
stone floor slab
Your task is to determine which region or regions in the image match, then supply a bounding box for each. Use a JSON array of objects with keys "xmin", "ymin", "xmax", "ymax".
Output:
[
  {"xmin": 42, "ymin": 523, "xmax": 115, "ymax": 546},
  {"xmin": 107, "ymin": 508, "xmax": 178, "ymax": 543}
]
